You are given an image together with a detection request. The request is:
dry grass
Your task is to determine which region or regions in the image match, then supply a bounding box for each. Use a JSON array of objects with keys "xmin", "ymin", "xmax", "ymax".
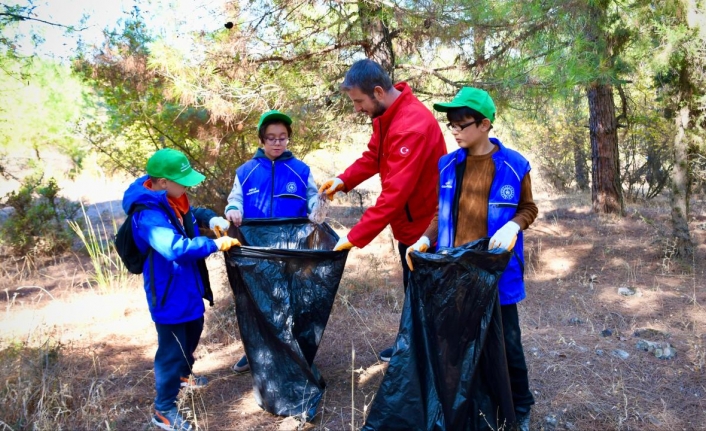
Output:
[{"xmin": 1, "ymin": 184, "xmax": 706, "ymax": 429}]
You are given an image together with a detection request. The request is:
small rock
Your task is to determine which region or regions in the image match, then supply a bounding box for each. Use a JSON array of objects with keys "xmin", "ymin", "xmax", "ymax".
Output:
[
  {"xmin": 595, "ymin": 349, "xmax": 604, "ymax": 356},
  {"xmin": 611, "ymin": 349, "xmax": 630, "ymax": 360},
  {"xmin": 636, "ymin": 339, "xmax": 677, "ymax": 359},
  {"xmin": 600, "ymin": 329, "xmax": 613, "ymax": 337},
  {"xmin": 544, "ymin": 415, "xmax": 558, "ymax": 429},
  {"xmin": 633, "ymin": 328, "xmax": 667, "ymax": 339},
  {"xmin": 568, "ymin": 317, "xmax": 583, "ymax": 325},
  {"xmin": 618, "ymin": 286, "xmax": 637, "ymax": 296}
]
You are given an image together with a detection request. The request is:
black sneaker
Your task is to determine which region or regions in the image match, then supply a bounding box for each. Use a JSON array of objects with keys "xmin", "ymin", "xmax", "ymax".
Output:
[
  {"xmin": 152, "ymin": 407, "xmax": 193, "ymax": 430},
  {"xmin": 378, "ymin": 347, "xmax": 394, "ymax": 362},
  {"xmin": 515, "ymin": 409, "xmax": 531, "ymax": 431},
  {"xmin": 232, "ymin": 355, "xmax": 250, "ymax": 374}
]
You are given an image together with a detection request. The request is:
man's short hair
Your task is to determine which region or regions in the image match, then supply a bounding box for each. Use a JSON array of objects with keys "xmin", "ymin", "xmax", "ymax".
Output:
[{"xmin": 340, "ymin": 59, "xmax": 393, "ymax": 98}]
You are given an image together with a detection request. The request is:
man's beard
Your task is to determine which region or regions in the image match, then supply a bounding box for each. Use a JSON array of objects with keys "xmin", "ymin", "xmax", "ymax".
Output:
[{"xmin": 370, "ymin": 99, "xmax": 387, "ymax": 119}]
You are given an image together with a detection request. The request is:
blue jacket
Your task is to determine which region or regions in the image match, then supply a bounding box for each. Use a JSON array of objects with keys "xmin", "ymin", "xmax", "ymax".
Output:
[
  {"xmin": 437, "ymin": 138, "xmax": 531, "ymax": 305},
  {"xmin": 122, "ymin": 175, "xmax": 218, "ymax": 324},
  {"xmin": 227, "ymin": 149, "xmax": 312, "ymax": 218}
]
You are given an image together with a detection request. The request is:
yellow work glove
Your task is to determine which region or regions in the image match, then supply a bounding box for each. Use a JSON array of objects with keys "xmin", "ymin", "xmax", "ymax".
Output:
[
  {"xmin": 214, "ymin": 236, "xmax": 241, "ymax": 252},
  {"xmin": 333, "ymin": 234, "xmax": 354, "ymax": 251},
  {"xmin": 209, "ymin": 217, "xmax": 230, "ymax": 237},
  {"xmin": 318, "ymin": 178, "xmax": 345, "ymax": 201},
  {"xmin": 405, "ymin": 236, "xmax": 430, "ymax": 271},
  {"xmin": 225, "ymin": 209, "xmax": 243, "ymax": 227},
  {"xmin": 489, "ymin": 221, "xmax": 520, "ymax": 252}
]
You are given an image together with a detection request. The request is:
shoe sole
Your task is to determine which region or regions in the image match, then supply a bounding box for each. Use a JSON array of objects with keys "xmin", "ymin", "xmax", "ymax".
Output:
[
  {"xmin": 151, "ymin": 417, "xmax": 193, "ymax": 431},
  {"xmin": 232, "ymin": 367, "xmax": 250, "ymax": 375}
]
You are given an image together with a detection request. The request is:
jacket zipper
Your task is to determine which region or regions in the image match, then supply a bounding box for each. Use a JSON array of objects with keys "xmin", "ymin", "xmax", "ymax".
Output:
[
  {"xmin": 160, "ymin": 274, "xmax": 174, "ymax": 307},
  {"xmin": 270, "ymin": 160, "xmax": 275, "ymax": 217}
]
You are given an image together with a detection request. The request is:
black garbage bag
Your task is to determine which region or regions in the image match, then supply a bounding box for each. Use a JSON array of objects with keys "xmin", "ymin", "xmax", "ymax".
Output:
[
  {"xmin": 224, "ymin": 218, "xmax": 348, "ymax": 420},
  {"xmin": 362, "ymin": 239, "xmax": 516, "ymax": 431}
]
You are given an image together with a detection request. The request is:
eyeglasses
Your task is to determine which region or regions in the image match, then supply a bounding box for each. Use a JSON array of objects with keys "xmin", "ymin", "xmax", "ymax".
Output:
[
  {"xmin": 264, "ymin": 137, "xmax": 289, "ymax": 145},
  {"xmin": 446, "ymin": 121, "xmax": 477, "ymax": 132}
]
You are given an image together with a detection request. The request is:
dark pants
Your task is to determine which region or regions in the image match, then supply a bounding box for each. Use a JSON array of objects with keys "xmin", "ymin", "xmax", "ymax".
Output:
[
  {"xmin": 397, "ymin": 241, "xmax": 411, "ymax": 290},
  {"xmin": 154, "ymin": 317, "xmax": 204, "ymax": 411},
  {"xmin": 500, "ymin": 303, "xmax": 535, "ymax": 413}
]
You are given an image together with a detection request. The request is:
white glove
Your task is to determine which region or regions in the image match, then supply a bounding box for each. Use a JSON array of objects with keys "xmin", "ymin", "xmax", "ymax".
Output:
[
  {"xmin": 318, "ymin": 178, "xmax": 345, "ymax": 201},
  {"xmin": 226, "ymin": 209, "xmax": 243, "ymax": 226},
  {"xmin": 489, "ymin": 221, "xmax": 520, "ymax": 251},
  {"xmin": 209, "ymin": 217, "xmax": 230, "ymax": 236},
  {"xmin": 333, "ymin": 234, "xmax": 354, "ymax": 251},
  {"xmin": 405, "ymin": 236, "xmax": 430, "ymax": 271}
]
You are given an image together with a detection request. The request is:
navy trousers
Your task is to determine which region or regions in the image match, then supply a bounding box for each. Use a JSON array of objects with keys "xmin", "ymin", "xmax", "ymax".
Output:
[
  {"xmin": 153, "ymin": 317, "xmax": 204, "ymax": 411},
  {"xmin": 500, "ymin": 303, "xmax": 535, "ymax": 413}
]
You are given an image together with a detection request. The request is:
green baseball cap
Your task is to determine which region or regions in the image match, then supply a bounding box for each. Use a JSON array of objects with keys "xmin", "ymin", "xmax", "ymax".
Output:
[
  {"xmin": 433, "ymin": 87, "xmax": 496, "ymax": 123},
  {"xmin": 257, "ymin": 110, "xmax": 292, "ymax": 131},
  {"xmin": 146, "ymin": 148, "xmax": 205, "ymax": 187}
]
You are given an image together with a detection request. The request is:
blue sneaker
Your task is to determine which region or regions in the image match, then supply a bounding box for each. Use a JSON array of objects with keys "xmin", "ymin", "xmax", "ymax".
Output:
[
  {"xmin": 378, "ymin": 347, "xmax": 394, "ymax": 362},
  {"xmin": 180, "ymin": 375, "xmax": 208, "ymax": 389},
  {"xmin": 232, "ymin": 355, "xmax": 250, "ymax": 374},
  {"xmin": 152, "ymin": 407, "xmax": 193, "ymax": 430}
]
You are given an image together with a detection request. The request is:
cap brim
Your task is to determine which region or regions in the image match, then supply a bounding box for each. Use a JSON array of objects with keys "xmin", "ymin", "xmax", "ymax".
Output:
[
  {"xmin": 173, "ymin": 170, "xmax": 205, "ymax": 187},
  {"xmin": 432, "ymin": 102, "xmax": 466, "ymax": 112}
]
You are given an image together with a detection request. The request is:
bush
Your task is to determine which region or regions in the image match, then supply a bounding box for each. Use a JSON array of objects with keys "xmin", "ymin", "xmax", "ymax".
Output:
[{"xmin": 0, "ymin": 175, "xmax": 80, "ymax": 256}]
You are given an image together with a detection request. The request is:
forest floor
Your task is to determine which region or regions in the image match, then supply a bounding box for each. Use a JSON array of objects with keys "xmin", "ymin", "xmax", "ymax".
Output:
[{"xmin": 1, "ymin": 170, "xmax": 706, "ymax": 430}]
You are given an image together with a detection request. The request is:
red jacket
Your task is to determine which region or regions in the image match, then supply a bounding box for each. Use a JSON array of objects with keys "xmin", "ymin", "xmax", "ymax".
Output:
[{"xmin": 339, "ymin": 82, "xmax": 447, "ymax": 247}]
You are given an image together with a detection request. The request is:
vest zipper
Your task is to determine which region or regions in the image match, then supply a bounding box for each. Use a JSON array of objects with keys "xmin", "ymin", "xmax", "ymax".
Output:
[{"xmin": 270, "ymin": 160, "xmax": 275, "ymax": 217}]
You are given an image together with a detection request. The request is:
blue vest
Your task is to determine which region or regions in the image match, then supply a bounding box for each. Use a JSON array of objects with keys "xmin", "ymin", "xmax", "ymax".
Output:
[
  {"xmin": 437, "ymin": 138, "xmax": 531, "ymax": 305},
  {"xmin": 237, "ymin": 155, "xmax": 310, "ymax": 218}
]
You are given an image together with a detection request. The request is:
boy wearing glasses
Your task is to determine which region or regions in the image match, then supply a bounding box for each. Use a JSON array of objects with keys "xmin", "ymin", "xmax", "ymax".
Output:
[
  {"xmin": 224, "ymin": 110, "xmax": 319, "ymax": 373},
  {"xmin": 405, "ymin": 87, "xmax": 538, "ymax": 431}
]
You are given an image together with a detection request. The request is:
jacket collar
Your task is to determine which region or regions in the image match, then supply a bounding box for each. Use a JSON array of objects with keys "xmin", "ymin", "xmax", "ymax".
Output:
[{"xmin": 253, "ymin": 147, "xmax": 294, "ymax": 161}]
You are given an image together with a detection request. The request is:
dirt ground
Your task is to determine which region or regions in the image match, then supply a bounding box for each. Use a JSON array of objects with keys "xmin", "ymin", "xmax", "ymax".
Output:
[{"xmin": 1, "ymin": 186, "xmax": 706, "ymax": 430}]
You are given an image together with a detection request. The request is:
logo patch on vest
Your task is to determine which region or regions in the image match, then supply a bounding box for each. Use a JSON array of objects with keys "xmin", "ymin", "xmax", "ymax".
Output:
[
  {"xmin": 441, "ymin": 179, "xmax": 453, "ymax": 189},
  {"xmin": 286, "ymin": 182, "xmax": 297, "ymax": 193},
  {"xmin": 500, "ymin": 185, "xmax": 515, "ymax": 200},
  {"xmin": 247, "ymin": 187, "xmax": 259, "ymax": 196}
]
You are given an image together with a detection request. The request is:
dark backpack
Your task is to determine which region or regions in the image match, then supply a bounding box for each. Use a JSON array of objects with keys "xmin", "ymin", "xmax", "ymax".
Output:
[{"xmin": 115, "ymin": 204, "xmax": 151, "ymax": 275}]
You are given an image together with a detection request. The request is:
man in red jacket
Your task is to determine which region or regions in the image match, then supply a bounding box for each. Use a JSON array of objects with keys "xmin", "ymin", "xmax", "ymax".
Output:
[{"xmin": 320, "ymin": 59, "xmax": 447, "ymax": 362}]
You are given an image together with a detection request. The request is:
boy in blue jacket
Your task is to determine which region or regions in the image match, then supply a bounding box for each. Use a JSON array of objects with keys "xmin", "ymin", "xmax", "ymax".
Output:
[
  {"xmin": 405, "ymin": 88, "xmax": 538, "ymax": 431},
  {"xmin": 122, "ymin": 148, "xmax": 240, "ymax": 431},
  {"xmin": 224, "ymin": 110, "xmax": 319, "ymax": 374}
]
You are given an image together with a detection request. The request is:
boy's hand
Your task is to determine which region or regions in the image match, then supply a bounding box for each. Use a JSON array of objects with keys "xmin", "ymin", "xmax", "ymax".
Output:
[
  {"xmin": 209, "ymin": 217, "xmax": 230, "ymax": 236},
  {"xmin": 214, "ymin": 236, "xmax": 241, "ymax": 251},
  {"xmin": 489, "ymin": 221, "xmax": 520, "ymax": 251},
  {"xmin": 405, "ymin": 236, "xmax": 430, "ymax": 271},
  {"xmin": 226, "ymin": 209, "xmax": 243, "ymax": 226},
  {"xmin": 318, "ymin": 178, "xmax": 345, "ymax": 201},
  {"xmin": 333, "ymin": 234, "xmax": 353, "ymax": 251}
]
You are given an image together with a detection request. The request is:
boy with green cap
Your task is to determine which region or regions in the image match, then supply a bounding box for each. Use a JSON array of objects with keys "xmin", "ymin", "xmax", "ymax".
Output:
[
  {"xmin": 224, "ymin": 110, "xmax": 319, "ymax": 373},
  {"xmin": 122, "ymin": 148, "xmax": 240, "ymax": 430},
  {"xmin": 405, "ymin": 87, "xmax": 538, "ymax": 431}
]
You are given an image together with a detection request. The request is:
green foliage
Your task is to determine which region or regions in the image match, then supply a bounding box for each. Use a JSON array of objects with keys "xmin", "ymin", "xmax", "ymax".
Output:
[{"xmin": 0, "ymin": 174, "xmax": 79, "ymax": 256}]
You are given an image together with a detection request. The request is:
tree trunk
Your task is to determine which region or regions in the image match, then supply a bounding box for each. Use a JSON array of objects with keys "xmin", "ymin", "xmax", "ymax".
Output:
[
  {"xmin": 670, "ymin": 104, "xmax": 694, "ymax": 257},
  {"xmin": 357, "ymin": 1, "xmax": 395, "ymax": 79},
  {"xmin": 587, "ymin": 83, "xmax": 624, "ymax": 215}
]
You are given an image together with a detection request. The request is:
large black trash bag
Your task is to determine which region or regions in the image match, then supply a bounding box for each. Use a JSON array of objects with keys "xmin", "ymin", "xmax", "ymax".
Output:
[
  {"xmin": 224, "ymin": 218, "xmax": 348, "ymax": 420},
  {"xmin": 362, "ymin": 239, "xmax": 516, "ymax": 431}
]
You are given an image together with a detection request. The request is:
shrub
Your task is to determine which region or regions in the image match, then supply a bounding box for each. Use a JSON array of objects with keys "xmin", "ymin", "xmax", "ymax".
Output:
[{"xmin": 0, "ymin": 175, "xmax": 79, "ymax": 256}]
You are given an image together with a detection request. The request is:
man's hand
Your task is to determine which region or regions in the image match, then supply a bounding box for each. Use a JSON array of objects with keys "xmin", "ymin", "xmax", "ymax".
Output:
[
  {"xmin": 405, "ymin": 236, "xmax": 430, "ymax": 271},
  {"xmin": 318, "ymin": 178, "xmax": 345, "ymax": 201},
  {"xmin": 209, "ymin": 217, "xmax": 230, "ymax": 237},
  {"xmin": 214, "ymin": 236, "xmax": 241, "ymax": 251},
  {"xmin": 226, "ymin": 209, "xmax": 243, "ymax": 226},
  {"xmin": 489, "ymin": 221, "xmax": 520, "ymax": 252},
  {"xmin": 333, "ymin": 234, "xmax": 354, "ymax": 251}
]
